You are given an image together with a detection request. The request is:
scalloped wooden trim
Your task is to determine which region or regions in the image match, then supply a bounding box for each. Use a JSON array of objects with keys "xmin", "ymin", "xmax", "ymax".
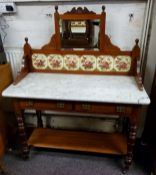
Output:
[
  {"xmin": 42, "ymin": 34, "xmax": 58, "ymax": 50},
  {"xmin": 41, "ymin": 34, "xmax": 122, "ymax": 53},
  {"xmin": 104, "ymin": 35, "xmax": 121, "ymax": 53},
  {"xmin": 13, "ymin": 54, "xmax": 30, "ymax": 85},
  {"xmin": 64, "ymin": 7, "xmax": 96, "ymax": 15}
]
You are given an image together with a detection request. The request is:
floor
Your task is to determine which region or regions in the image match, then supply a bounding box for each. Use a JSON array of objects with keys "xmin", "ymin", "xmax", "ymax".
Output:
[{"xmin": 1, "ymin": 148, "xmax": 149, "ymax": 175}]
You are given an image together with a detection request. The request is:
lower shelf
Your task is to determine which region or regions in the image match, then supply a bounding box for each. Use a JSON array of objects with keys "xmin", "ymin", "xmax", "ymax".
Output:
[{"xmin": 28, "ymin": 128, "xmax": 127, "ymax": 155}]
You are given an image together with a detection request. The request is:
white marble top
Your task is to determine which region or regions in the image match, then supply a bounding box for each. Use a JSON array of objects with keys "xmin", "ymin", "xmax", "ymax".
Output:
[{"xmin": 2, "ymin": 73, "xmax": 150, "ymax": 105}]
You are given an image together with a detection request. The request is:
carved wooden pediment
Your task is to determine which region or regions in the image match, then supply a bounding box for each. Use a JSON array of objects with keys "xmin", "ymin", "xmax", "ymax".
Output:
[{"xmin": 64, "ymin": 7, "xmax": 96, "ymax": 14}]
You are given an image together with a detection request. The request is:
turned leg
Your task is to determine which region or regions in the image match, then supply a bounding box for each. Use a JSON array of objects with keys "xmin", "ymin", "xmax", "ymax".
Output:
[
  {"xmin": 14, "ymin": 102, "xmax": 29, "ymax": 159},
  {"xmin": 123, "ymin": 122, "xmax": 137, "ymax": 173},
  {"xmin": 36, "ymin": 110, "xmax": 43, "ymax": 128},
  {"xmin": 123, "ymin": 107, "xmax": 140, "ymax": 174}
]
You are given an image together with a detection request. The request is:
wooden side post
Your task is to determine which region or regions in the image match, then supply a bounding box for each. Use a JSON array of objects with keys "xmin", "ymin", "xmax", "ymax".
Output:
[{"xmin": 132, "ymin": 39, "xmax": 143, "ymax": 91}]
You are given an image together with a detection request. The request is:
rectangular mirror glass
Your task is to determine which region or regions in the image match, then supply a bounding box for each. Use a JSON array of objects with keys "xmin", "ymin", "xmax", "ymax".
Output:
[{"xmin": 60, "ymin": 19, "xmax": 100, "ymax": 50}]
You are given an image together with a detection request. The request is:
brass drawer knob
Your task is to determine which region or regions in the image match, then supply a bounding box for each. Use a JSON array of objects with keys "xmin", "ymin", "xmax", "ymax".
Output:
[
  {"xmin": 27, "ymin": 100, "xmax": 34, "ymax": 107},
  {"xmin": 57, "ymin": 102, "xmax": 65, "ymax": 109},
  {"xmin": 116, "ymin": 106, "xmax": 125, "ymax": 113},
  {"xmin": 82, "ymin": 104, "xmax": 91, "ymax": 111}
]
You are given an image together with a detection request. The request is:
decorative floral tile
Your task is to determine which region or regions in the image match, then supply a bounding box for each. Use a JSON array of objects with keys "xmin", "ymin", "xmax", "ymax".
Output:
[
  {"xmin": 80, "ymin": 55, "xmax": 96, "ymax": 71},
  {"xmin": 32, "ymin": 54, "xmax": 48, "ymax": 70},
  {"xmin": 31, "ymin": 53, "xmax": 132, "ymax": 73},
  {"xmin": 47, "ymin": 54, "xmax": 63, "ymax": 70},
  {"xmin": 97, "ymin": 55, "xmax": 114, "ymax": 72},
  {"xmin": 64, "ymin": 55, "xmax": 79, "ymax": 71},
  {"xmin": 114, "ymin": 56, "xmax": 131, "ymax": 72}
]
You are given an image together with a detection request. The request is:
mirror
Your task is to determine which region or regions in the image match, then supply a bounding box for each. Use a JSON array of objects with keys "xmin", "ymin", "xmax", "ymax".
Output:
[{"xmin": 60, "ymin": 19, "xmax": 100, "ymax": 50}]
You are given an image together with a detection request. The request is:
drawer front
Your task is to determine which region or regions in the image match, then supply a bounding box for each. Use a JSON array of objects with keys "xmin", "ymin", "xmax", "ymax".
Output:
[
  {"xmin": 116, "ymin": 106, "xmax": 132, "ymax": 114},
  {"xmin": 19, "ymin": 100, "xmax": 73, "ymax": 111},
  {"xmin": 18, "ymin": 100, "xmax": 132, "ymax": 114},
  {"xmin": 75, "ymin": 103, "xmax": 132, "ymax": 115},
  {"xmin": 75, "ymin": 103, "xmax": 115, "ymax": 113}
]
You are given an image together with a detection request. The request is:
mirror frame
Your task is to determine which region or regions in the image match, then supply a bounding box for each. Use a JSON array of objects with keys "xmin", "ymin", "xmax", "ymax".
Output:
[{"xmin": 54, "ymin": 6, "xmax": 106, "ymax": 52}]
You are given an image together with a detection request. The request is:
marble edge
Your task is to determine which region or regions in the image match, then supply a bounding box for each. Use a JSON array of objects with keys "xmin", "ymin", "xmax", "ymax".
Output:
[
  {"xmin": 1, "ymin": 73, "xmax": 150, "ymax": 105},
  {"xmin": 2, "ymin": 91, "xmax": 150, "ymax": 105}
]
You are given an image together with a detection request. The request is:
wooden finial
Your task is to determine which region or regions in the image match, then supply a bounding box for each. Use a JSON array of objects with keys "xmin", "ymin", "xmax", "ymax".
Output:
[
  {"xmin": 102, "ymin": 6, "xmax": 105, "ymax": 13},
  {"xmin": 135, "ymin": 39, "xmax": 139, "ymax": 45},
  {"xmin": 24, "ymin": 37, "xmax": 31, "ymax": 56},
  {"xmin": 25, "ymin": 37, "xmax": 28, "ymax": 43},
  {"xmin": 55, "ymin": 6, "xmax": 58, "ymax": 12}
]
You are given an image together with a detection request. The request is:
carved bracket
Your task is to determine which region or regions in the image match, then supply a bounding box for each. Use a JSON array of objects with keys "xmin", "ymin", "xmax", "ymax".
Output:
[{"xmin": 13, "ymin": 38, "xmax": 31, "ymax": 85}]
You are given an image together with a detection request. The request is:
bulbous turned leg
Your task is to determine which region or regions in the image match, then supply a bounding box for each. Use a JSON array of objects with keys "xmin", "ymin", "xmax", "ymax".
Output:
[
  {"xmin": 16, "ymin": 110, "xmax": 30, "ymax": 159},
  {"xmin": 122, "ymin": 107, "xmax": 140, "ymax": 174},
  {"xmin": 14, "ymin": 102, "xmax": 29, "ymax": 159},
  {"xmin": 123, "ymin": 122, "xmax": 137, "ymax": 174}
]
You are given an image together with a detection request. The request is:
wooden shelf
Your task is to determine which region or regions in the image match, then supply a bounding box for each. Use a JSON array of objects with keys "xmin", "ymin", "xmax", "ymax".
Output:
[{"xmin": 28, "ymin": 128, "xmax": 127, "ymax": 155}]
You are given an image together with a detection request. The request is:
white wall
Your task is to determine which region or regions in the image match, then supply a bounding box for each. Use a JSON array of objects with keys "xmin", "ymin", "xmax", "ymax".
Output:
[
  {"xmin": 144, "ymin": 1, "xmax": 156, "ymax": 94},
  {"xmin": 1, "ymin": 2, "xmax": 146, "ymax": 50}
]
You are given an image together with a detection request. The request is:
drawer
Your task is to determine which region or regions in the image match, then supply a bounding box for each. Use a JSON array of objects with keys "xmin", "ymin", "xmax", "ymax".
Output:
[
  {"xmin": 75, "ymin": 103, "xmax": 132, "ymax": 115},
  {"xmin": 19, "ymin": 100, "xmax": 73, "ymax": 111},
  {"xmin": 75, "ymin": 103, "xmax": 115, "ymax": 114}
]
